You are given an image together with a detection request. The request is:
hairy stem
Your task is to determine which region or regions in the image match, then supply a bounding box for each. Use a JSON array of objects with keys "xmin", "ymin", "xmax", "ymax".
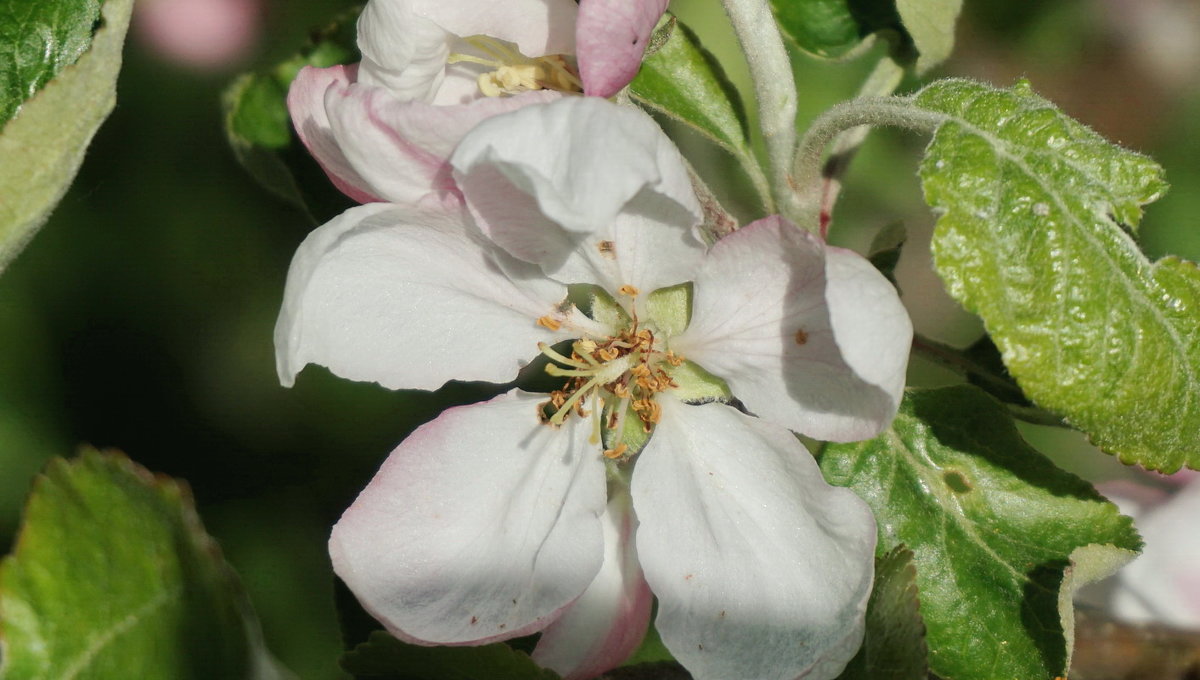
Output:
[
  {"xmin": 718, "ymin": 0, "xmax": 799, "ymax": 222},
  {"xmin": 793, "ymin": 96, "xmax": 946, "ymax": 232},
  {"xmin": 911, "ymin": 335, "xmax": 1069, "ymax": 428},
  {"xmin": 817, "ymin": 54, "xmax": 905, "ymax": 238}
]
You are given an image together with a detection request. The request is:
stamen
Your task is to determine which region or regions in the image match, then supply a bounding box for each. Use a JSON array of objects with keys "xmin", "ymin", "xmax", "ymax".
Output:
[
  {"xmin": 537, "ymin": 315, "xmax": 562, "ymax": 331},
  {"xmin": 618, "ymin": 285, "xmax": 639, "ymax": 297},
  {"xmin": 603, "ymin": 443, "xmax": 628, "ymax": 459},
  {"xmin": 538, "ymin": 342, "xmax": 589, "ymax": 369},
  {"xmin": 551, "ymin": 375, "xmax": 602, "ymax": 425}
]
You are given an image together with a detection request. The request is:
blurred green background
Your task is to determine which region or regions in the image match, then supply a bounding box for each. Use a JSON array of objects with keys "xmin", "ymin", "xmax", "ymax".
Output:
[{"xmin": 2, "ymin": 0, "xmax": 1198, "ymax": 677}]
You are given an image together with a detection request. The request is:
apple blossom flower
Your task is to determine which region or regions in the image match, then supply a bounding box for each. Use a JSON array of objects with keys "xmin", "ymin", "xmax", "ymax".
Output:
[
  {"xmin": 134, "ymin": 0, "xmax": 261, "ymax": 70},
  {"xmin": 1097, "ymin": 472, "xmax": 1200, "ymax": 629},
  {"xmin": 275, "ymin": 97, "xmax": 911, "ymax": 679},
  {"xmin": 287, "ymin": 0, "xmax": 668, "ymax": 206}
]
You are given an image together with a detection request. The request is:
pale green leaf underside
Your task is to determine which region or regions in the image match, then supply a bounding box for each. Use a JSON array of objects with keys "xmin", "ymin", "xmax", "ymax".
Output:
[
  {"xmin": 630, "ymin": 15, "xmax": 749, "ymax": 154},
  {"xmin": 915, "ymin": 79, "xmax": 1199, "ymax": 472},
  {"xmin": 895, "ymin": 0, "xmax": 962, "ymax": 73},
  {"xmin": 629, "ymin": 15, "xmax": 770, "ymax": 208},
  {"xmin": 821, "ymin": 386, "xmax": 1140, "ymax": 680},
  {"xmin": 0, "ymin": 0, "xmax": 130, "ymax": 273},
  {"xmin": 0, "ymin": 450, "xmax": 289, "ymax": 679}
]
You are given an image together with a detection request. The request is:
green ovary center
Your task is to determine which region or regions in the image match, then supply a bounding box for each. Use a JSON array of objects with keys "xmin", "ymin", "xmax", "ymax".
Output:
[{"xmin": 537, "ymin": 321, "xmax": 683, "ymax": 461}]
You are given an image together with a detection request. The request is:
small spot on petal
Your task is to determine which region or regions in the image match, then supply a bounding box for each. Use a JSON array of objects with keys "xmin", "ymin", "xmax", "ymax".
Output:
[
  {"xmin": 794, "ymin": 329, "xmax": 808, "ymax": 345},
  {"xmin": 470, "ymin": 616, "xmax": 478, "ymax": 625},
  {"xmin": 597, "ymin": 240, "xmax": 616, "ymax": 259},
  {"xmin": 684, "ymin": 573, "xmax": 693, "ymax": 581}
]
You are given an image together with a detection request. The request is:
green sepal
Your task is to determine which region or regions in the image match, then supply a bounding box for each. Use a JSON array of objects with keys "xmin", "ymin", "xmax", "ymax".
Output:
[
  {"xmin": 341, "ymin": 630, "xmax": 560, "ymax": 680},
  {"xmin": 821, "ymin": 386, "xmax": 1140, "ymax": 680},
  {"xmin": 221, "ymin": 6, "xmax": 361, "ymax": 223},
  {"xmin": 601, "ymin": 399, "xmax": 655, "ymax": 459},
  {"xmin": 867, "ymin": 221, "xmax": 906, "ymax": 287},
  {"xmin": 664, "ymin": 360, "xmax": 733, "ymax": 405},
  {"xmin": 0, "ymin": 0, "xmax": 132, "ymax": 272},
  {"xmin": 835, "ymin": 546, "xmax": 928, "ymax": 680},
  {"xmin": 568, "ymin": 284, "xmax": 631, "ymax": 330},
  {"xmin": 0, "ymin": 449, "xmax": 292, "ymax": 679},
  {"xmin": 645, "ymin": 282, "xmax": 692, "ymax": 338},
  {"xmin": 914, "ymin": 78, "xmax": 1199, "ymax": 471}
]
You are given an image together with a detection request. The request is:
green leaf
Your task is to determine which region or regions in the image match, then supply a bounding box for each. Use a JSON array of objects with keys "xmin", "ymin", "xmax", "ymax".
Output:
[
  {"xmin": 222, "ymin": 6, "xmax": 360, "ymax": 222},
  {"xmin": 0, "ymin": 0, "xmax": 101, "ymax": 125},
  {"xmin": 836, "ymin": 546, "xmax": 928, "ymax": 680},
  {"xmin": 0, "ymin": 449, "xmax": 291, "ymax": 679},
  {"xmin": 342, "ymin": 630, "xmax": 560, "ymax": 680},
  {"xmin": 820, "ymin": 386, "xmax": 1140, "ymax": 680},
  {"xmin": 895, "ymin": 0, "xmax": 962, "ymax": 73},
  {"xmin": 913, "ymin": 78, "xmax": 1200, "ymax": 472},
  {"xmin": 768, "ymin": 0, "xmax": 902, "ymax": 59},
  {"xmin": 629, "ymin": 15, "xmax": 769, "ymax": 208},
  {"xmin": 630, "ymin": 15, "xmax": 749, "ymax": 155},
  {"xmin": 0, "ymin": 0, "xmax": 130, "ymax": 272},
  {"xmin": 867, "ymin": 221, "xmax": 906, "ymax": 286}
]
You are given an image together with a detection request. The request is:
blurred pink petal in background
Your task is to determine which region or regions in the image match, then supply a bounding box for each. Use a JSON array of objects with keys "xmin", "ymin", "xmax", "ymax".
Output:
[{"xmin": 135, "ymin": 0, "xmax": 262, "ymax": 70}]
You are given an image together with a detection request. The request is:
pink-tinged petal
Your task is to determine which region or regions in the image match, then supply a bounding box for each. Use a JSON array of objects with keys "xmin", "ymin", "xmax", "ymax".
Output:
[
  {"xmin": 134, "ymin": 0, "xmax": 260, "ymax": 70},
  {"xmin": 633, "ymin": 400, "xmax": 876, "ymax": 680},
  {"xmin": 406, "ymin": 0, "xmax": 578, "ymax": 57},
  {"xmin": 1111, "ymin": 479, "xmax": 1200, "ymax": 629},
  {"xmin": 331, "ymin": 390, "xmax": 608, "ymax": 643},
  {"xmin": 672, "ymin": 217, "xmax": 912, "ymax": 442},
  {"xmin": 533, "ymin": 493, "xmax": 653, "ymax": 679},
  {"xmin": 577, "ymin": 0, "xmax": 669, "ymax": 97},
  {"xmin": 355, "ymin": 0, "xmax": 452, "ymax": 101},
  {"xmin": 321, "ymin": 82, "xmax": 559, "ymax": 205},
  {"xmin": 275, "ymin": 202, "xmax": 583, "ymax": 390},
  {"xmin": 287, "ymin": 65, "xmax": 381, "ymax": 204},
  {"xmin": 453, "ymin": 97, "xmax": 701, "ymax": 285}
]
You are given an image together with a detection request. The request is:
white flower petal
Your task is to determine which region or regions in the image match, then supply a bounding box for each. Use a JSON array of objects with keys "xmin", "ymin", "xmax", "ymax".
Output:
[
  {"xmin": 452, "ymin": 98, "xmax": 702, "ymax": 286},
  {"xmin": 330, "ymin": 390, "xmax": 608, "ymax": 644},
  {"xmin": 275, "ymin": 202, "xmax": 579, "ymax": 390},
  {"xmin": 1112, "ymin": 479, "xmax": 1200, "ymax": 629},
  {"xmin": 322, "ymin": 82, "xmax": 559, "ymax": 205},
  {"xmin": 287, "ymin": 65, "xmax": 380, "ymax": 204},
  {"xmin": 576, "ymin": 0, "xmax": 669, "ymax": 97},
  {"xmin": 357, "ymin": 1, "xmax": 452, "ymax": 101},
  {"xmin": 672, "ymin": 217, "xmax": 911, "ymax": 441},
  {"xmin": 533, "ymin": 493, "xmax": 653, "ymax": 680},
  {"xmin": 406, "ymin": 0, "xmax": 578, "ymax": 57},
  {"xmin": 632, "ymin": 400, "xmax": 876, "ymax": 680}
]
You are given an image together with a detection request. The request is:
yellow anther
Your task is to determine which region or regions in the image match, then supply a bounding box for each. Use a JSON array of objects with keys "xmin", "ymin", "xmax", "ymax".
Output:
[
  {"xmin": 537, "ymin": 315, "xmax": 562, "ymax": 331},
  {"xmin": 665, "ymin": 351, "xmax": 685, "ymax": 366},
  {"xmin": 603, "ymin": 443, "xmax": 629, "ymax": 460},
  {"xmin": 618, "ymin": 285, "xmax": 639, "ymax": 297}
]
